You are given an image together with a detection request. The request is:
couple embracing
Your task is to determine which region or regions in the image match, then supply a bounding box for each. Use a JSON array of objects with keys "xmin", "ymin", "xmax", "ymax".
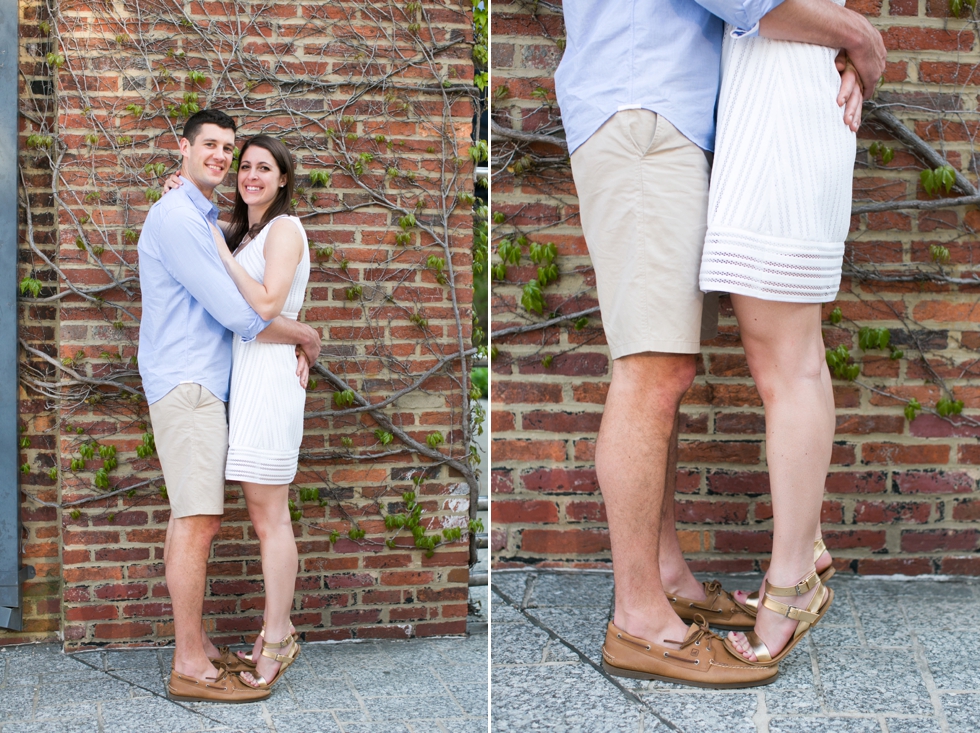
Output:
[
  {"xmin": 138, "ymin": 109, "xmax": 318, "ymax": 702},
  {"xmin": 556, "ymin": 0, "xmax": 886, "ymax": 686}
]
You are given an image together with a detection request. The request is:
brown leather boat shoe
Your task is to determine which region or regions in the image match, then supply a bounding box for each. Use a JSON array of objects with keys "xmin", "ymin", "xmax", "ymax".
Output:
[
  {"xmin": 601, "ymin": 616, "xmax": 779, "ymax": 689},
  {"xmin": 668, "ymin": 580, "xmax": 756, "ymax": 630},
  {"xmin": 167, "ymin": 667, "xmax": 270, "ymax": 703},
  {"xmin": 214, "ymin": 646, "xmax": 257, "ymax": 673}
]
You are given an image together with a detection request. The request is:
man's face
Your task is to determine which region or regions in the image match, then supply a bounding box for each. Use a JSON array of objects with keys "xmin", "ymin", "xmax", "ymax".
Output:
[{"xmin": 178, "ymin": 123, "xmax": 237, "ymax": 193}]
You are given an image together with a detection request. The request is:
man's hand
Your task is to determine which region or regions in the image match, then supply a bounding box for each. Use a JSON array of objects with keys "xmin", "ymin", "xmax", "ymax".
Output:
[
  {"xmin": 760, "ymin": 0, "xmax": 886, "ymax": 97},
  {"xmin": 845, "ymin": 15, "xmax": 887, "ymax": 98},
  {"xmin": 296, "ymin": 322, "xmax": 321, "ymax": 366},
  {"xmin": 256, "ymin": 317, "xmax": 322, "ymax": 366}
]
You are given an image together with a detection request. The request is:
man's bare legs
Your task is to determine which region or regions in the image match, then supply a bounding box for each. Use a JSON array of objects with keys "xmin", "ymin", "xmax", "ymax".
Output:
[
  {"xmin": 658, "ymin": 413, "xmax": 708, "ymax": 601},
  {"xmin": 239, "ymin": 482, "xmax": 298, "ymax": 687},
  {"xmin": 166, "ymin": 513, "xmax": 223, "ymax": 679},
  {"xmin": 599, "ymin": 352, "xmax": 698, "ymax": 647},
  {"xmin": 164, "ymin": 516, "xmax": 230, "ymax": 663},
  {"xmin": 726, "ymin": 296, "xmax": 835, "ymax": 660}
]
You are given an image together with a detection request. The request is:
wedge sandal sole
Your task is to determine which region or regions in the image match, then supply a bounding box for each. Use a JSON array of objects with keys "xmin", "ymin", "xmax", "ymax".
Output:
[{"xmin": 601, "ymin": 659, "xmax": 779, "ymax": 689}]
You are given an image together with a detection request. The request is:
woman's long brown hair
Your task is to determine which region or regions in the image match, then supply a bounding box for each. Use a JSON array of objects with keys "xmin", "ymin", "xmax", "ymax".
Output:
[{"xmin": 225, "ymin": 134, "xmax": 296, "ymax": 251}]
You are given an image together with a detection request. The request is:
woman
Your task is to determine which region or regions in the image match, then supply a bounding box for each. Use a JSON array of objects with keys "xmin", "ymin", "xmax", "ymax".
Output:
[
  {"xmin": 698, "ymin": 16, "xmax": 865, "ymax": 665},
  {"xmin": 165, "ymin": 134, "xmax": 311, "ymax": 688}
]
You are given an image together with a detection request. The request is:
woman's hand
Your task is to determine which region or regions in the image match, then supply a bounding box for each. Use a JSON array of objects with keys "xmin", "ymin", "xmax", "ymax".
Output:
[
  {"xmin": 836, "ymin": 51, "xmax": 864, "ymax": 132},
  {"xmin": 295, "ymin": 348, "xmax": 310, "ymax": 388},
  {"xmin": 161, "ymin": 172, "xmax": 183, "ymax": 195}
]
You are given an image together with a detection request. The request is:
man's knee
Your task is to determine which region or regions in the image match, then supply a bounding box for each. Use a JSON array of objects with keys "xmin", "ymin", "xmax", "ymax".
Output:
[
  {"xmin": 613, "ymin": 352, "xmax": 697, "ymax": 403},
  {"xmin": 172, "ymin": 513, "xmax": 222, "ymax": 547}
]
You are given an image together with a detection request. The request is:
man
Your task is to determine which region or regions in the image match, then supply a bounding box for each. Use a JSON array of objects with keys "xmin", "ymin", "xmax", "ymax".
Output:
[
  {"xmin": 555, "ymin": 1, "xmax": 886, "ymax": 686},
  {"xmin": 137, "ymin": 109, "xmax": 321, "ymax": 702}
]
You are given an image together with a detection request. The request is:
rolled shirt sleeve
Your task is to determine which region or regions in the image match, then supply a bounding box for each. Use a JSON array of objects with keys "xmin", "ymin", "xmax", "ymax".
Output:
[
  {"xmin": 693, "ymin": 0, "xmax": 786, "ymax": 36},
  {"xmin": 159, "ymin": 208, "xmax": 270, "ymax": 342}
]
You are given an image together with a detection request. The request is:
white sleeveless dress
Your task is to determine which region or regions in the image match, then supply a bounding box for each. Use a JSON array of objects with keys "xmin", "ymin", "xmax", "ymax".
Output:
[
  {"xmin": 225, "ymin": 215, "xmax": 311, "ymax": 484},
  {"xmin": 699, "ymin": 7, "xmax": 856, "ymax": 303}
]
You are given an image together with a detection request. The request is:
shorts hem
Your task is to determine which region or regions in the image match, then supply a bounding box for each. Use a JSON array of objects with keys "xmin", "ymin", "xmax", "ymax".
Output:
[
  {"xmin": 610, "ymin": 339, "xmax": 702, "ymax": 359},
  {"xmin": 169, "ymin": 505, "xmax": 225, "ymax": 519}
]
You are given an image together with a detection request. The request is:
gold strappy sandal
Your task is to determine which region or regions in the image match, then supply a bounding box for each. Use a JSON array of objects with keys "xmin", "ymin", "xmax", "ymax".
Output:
[
  {"xmin": 240, "ymin": 631, "xmax": 301, "ymax": 689},
  {"xmin": 724, "ymin": 568, "xmax": 833, "ymax": 666},
  {"xmin": 743, "ymin": 538, "xmax": 835, "ymax": 613},
  {"xmin": 236, "ymin": 622, "xmax": 298, "ymax": 665}
]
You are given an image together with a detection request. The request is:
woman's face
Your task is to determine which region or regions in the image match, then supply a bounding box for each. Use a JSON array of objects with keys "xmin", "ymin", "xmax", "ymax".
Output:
[{"xmin": 238, "ymin": 145, "xmax": 286, "ymax": 209}]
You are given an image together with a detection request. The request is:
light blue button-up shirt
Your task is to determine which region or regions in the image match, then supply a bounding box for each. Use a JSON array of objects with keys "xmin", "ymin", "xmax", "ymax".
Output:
[
  {"xmin": 137, "ymin": 182, "xmax": 269, "ymax": 405},
  {"xmin": 555, "ymin": 0, "xmax": 785, "ymax": 155}
]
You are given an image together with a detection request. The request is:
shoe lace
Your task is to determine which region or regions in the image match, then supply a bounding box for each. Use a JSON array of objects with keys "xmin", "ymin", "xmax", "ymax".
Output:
[
  {"xmin": 687, "ymin": 580, "xmax": 723, "ymax": 612},
  {"xmin": 664, "ymin": 613, "xmax": 716, "ymax": 653}
]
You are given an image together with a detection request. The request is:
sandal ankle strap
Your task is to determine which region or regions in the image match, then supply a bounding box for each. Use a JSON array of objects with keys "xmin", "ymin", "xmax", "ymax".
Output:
[
  {"xmin": 764, "ymin": 569, "xmax": 820, "ymax": 597},
  {"xmin": 760, "ymin": 594, "xmax": 822, "ymax": 623}
]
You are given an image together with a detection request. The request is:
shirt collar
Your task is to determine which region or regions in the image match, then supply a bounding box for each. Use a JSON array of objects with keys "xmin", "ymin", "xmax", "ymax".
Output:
[{"xmin": 180, "ymin": 178, "xmax": 220, "ymax": 225}]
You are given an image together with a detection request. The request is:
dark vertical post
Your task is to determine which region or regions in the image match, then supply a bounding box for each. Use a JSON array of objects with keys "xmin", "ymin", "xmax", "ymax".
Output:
[{"xmin": 0, "ymin": 0, "xmax": 24, "ymax": 631}]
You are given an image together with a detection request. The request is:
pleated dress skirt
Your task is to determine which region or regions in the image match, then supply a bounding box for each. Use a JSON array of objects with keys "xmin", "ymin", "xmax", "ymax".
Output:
[{"xmin": 699, "ymin": 7, "xmax": 856, "ymax": 303}]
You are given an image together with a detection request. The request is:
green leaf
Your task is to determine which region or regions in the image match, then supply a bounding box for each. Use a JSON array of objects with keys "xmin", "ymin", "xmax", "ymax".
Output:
[
  {"xmin": 541, "ymin": 354, "xmax": 553, "ymax": 368},
  {"xmin": 299, "ymin": 486, "xmax": 320, "ymax": 502},
  {"xmin": 374, "ymin": 429, "xmax": 394, "ymax": 446},
  {"xmin": 521, "ymin": 279, "xmax": 546, "ymax": 314},
  {"xmin": 940, "ymin": 165, "xmax": 957, "ymax": 193},
  {"xmin": 921, "ymin": 168, "xmax": 937, "ymax": 197},
  {"xmin": 537, "ymin": 263, "xmax": 558, "ymax": 287},
  {"xmin": 426, "ymin": 255, "xmax": 446, "ymax": 273},
  {"xmin": 333, "ymin": 389, "xmax": 356, "ymax": 408},
  {"xmin": 829, "ymin": 306, "xmax": 842, "ymax": 325},
  {"xmin": 468, "ymin": 141, "xmax": 488, "ymax": 164},
  {"xmin": 882, "ymin": 146, "xmax": 895, "ymax": 164},
  {"xmin": 426, "ymin": 432, "xmax": 445, "ymax": 449},
  {"xmin": 309, "ymin": 169, "xmax": 331, "ymax": 187},
  {"xmin": 904, "ymin": 397, "xmax": 922, "ymax": 422},
  {"xmin": 19, "ymin": 277, "xmax": 42, "ymax": 298},
  {"xmin": 930, "ymin": 244, "xmax": 951, "ymax": 264}
]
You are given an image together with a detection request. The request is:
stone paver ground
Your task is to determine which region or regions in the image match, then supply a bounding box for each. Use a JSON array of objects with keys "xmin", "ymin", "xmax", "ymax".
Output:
[
  {"xmin": 491, "ymin": 569, "xmax": 980, "ymax": 733},
  {"xmin": 0, "ymin": 596, "xmax": 488, "ymax": 733}
]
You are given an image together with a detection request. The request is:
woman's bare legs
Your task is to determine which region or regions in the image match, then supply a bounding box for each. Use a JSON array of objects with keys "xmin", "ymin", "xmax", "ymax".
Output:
[
  {"xmin": 726, "ymin": 295, "xmax": 836, "ymax": 661},
  {"xmin": 237, "ymin": 482, "xmax": 298, "ymax": 686}
]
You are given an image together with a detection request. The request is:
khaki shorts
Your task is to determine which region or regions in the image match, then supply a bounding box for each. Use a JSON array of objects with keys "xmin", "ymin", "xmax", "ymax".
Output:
[
  {"xmin": 571, "ymin": 109, "xmax": 719, "ymax": 358},
  {"xmin": 149, "ymin": 383, "xmax": 228, "ymax": 519}
]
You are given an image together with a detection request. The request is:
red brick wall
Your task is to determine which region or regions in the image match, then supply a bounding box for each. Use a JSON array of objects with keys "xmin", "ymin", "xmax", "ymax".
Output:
[
  {"xmin": 11, "ymin": 0, "xmax": 477, "ymax": 648},
  {"xmin": 491, "ymin": 0, "xmax": 980, "ymax": 575}
]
